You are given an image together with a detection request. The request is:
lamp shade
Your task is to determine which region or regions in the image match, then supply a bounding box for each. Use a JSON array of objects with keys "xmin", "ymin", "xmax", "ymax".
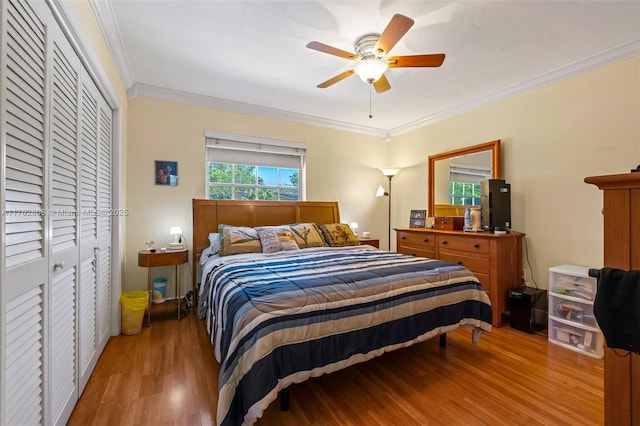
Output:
[
  {"xmin": 169, "ymin": 226, "xmax": 183, "ymax": 247},
  {"xmin": 376, "ymin": 185, "xmax": 388, "ymax": 197},
  {"xmin": 381, "ymin": 168, "xmax": 400, "ymax": 177}
]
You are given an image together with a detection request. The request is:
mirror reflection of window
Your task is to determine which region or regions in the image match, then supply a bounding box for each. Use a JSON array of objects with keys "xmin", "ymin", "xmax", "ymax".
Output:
[
  {"xmin": 434, "ymin": 150, "xmax": 492, "ymax": 209},
  {"xmin": 449, "ymin": 161, "xmax": 491, "ymax": 206}
]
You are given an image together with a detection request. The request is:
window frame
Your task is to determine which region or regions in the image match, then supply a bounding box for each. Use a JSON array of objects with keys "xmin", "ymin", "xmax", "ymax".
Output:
[{"xmin": 205, "ymin": 131, "xmax": 306, "ymax": 201}]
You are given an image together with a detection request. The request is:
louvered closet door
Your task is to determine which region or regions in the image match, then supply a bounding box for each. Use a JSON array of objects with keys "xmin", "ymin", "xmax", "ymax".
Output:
[
  {"xmin": 2, "ymin": 0, "xmax": 49, "ymax": 424},
  {"xmin": 96, "ymin": 97, "xmax": 112, "ymax": 352},
  {"xmin": 48, "ymin": 19, "xmax": 81, "ymax": 426},
  {"xmin": 78, "ymin": 70, "xmax": 104, "ymax": 392}
]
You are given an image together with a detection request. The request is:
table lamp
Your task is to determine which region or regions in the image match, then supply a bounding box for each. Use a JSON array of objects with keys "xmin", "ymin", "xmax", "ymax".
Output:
[{"xmin": 169, "ymin": 226, "xmax": 184, "ymax": 249}]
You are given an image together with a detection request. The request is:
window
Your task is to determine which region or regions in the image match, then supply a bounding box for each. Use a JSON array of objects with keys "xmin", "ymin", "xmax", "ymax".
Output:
[
  {"xmin": 205, "ymin": 132, "xmax": 305, "ymax": 201},
  {"xmin": 448, "ymin": 163, "xmax": 488, "ymax": 206}
]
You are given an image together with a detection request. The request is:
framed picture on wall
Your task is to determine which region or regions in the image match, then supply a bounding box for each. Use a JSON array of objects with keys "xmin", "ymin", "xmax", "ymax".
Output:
[
  {"xmin": 409, "ymin": 210, "xmax": 427, "ymax": 228},
  {"xmin": 155, "ymin": 161, "xmax": 178, "ymax": 186}
]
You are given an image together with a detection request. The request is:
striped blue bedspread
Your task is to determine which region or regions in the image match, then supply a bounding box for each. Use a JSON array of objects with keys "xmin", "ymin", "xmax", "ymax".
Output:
[{"xmin": 199, "ymin": 245, "xmax": 492, "ymax": 425}]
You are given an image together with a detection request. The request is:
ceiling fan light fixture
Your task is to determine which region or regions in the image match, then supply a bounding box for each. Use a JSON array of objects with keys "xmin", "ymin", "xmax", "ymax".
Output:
[{"xmin": 354, "ymin": 58, "xmax": 388, "ymax": 83}]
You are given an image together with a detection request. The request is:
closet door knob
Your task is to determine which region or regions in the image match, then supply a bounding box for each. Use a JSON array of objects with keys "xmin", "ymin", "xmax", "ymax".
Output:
[{"xmin": 54, "ymin": 261, "xmax": 65, "ymax": 270}]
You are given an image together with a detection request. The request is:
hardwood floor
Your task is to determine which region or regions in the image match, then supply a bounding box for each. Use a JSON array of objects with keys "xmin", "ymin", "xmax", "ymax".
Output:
[{"xmin": 68, "ymin": 314, "xmax": 603, "ymax": 425}]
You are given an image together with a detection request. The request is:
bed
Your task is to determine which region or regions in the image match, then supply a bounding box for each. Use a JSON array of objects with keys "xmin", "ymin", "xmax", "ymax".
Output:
[{"xmin": 192, "ymin": 199, "xmax": 492, "ymax": 426}]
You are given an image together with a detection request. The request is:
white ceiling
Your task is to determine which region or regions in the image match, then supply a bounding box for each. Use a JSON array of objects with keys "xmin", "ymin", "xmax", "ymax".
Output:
[{"xmin": 93, "ymin": 0, "xmax": 640, "ymax": 137}]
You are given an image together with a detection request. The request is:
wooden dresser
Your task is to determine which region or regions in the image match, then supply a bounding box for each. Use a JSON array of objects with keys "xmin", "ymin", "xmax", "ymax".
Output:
[
  {"xmin": 395, "ymin": 228, "xmax": 524, "ymax": 327},
  {"xmin": 585, "ymin": 172, "xmax": 640, "ymax": 426}
]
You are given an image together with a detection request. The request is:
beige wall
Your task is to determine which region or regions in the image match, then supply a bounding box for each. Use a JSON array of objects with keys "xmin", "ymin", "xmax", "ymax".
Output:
[
  {"xmin": 391, "ymin": 55, "xmax": 640, "ymax": 288},
  {"xmin": 124, "ymin": 56, "xmax": 638, "ymax": 293},
  {"xmin": 125, "ymin": 98, "xmax": 392, "ymax": 290}
]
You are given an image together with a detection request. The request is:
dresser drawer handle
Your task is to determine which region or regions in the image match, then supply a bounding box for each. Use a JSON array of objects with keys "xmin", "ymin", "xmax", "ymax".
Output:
[
  {"xmin": 457, "ymin": 261, "xmax": 463, "ymax": 265},
  {"xmin": 441, "ymin": 241, "xmax": 448, "ymax": 245},
  {"xmin": 473, "ymin": 243, "xmax": 480, "ymax": 248},
  {"xmin": 401, "ymin": 236, "xmax": 406, "ymax": 240},
  {"xmin": 423, "ymin": 238, "xmax": 429, "ymax": 242}
]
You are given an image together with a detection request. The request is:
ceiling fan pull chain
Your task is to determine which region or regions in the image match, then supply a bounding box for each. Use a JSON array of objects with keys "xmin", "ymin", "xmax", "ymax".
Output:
[{"xmin": 369, "ymin": 83, "xmax": 373, "ymax": 119}]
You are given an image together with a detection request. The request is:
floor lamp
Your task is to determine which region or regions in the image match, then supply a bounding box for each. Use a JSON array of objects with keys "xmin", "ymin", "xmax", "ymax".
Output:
[{"xmin": 376, "ymin": 168, "xmax": 399, "ymax": 250}]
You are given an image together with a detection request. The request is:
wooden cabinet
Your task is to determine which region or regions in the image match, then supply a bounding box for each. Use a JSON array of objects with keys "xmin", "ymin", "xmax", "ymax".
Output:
[
  {"xmin": 585, "ymin": 172, "xmax": 640, "ymax": 426},
  {"xmin": 396, "ymin": 228, "xmax": 524, "ymax": 327}
]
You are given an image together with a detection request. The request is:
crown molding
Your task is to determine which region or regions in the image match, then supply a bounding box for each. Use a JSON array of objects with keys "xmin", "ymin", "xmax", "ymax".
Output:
[
  {"xmin": 390, "ymin": 39, "xmax": 640, "ymax": 137},
  {"xmin": 92, "ymin": 0, "xmax": 639, "ymax": 140},
  {"xmin": 128, "ymin": 83, "xmax": 388, "ymax": 138},
  {"xmin": 90, "ymin": 0, "xmax": 135, "ymax": 90},
  {"xmin": 129, "ymin": 40, "xmax": 639, "ymax": 140}
]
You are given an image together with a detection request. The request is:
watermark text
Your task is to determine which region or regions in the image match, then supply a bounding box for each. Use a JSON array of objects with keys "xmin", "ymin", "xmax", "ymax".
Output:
[{"xmin": 1, "ymin": 208, "xmax": 129, "ymax": 217}]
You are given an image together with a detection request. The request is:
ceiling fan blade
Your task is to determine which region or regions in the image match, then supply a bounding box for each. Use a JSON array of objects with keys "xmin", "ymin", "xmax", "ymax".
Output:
[
  {"xmin": 373, "ymin": 74, "xmax": 391, "ymax": 93},
  {"xmin": 375, "ymin": 14, "xmax": 414, "ymax": 55},
  {"xmin": 306, "ymin": 41, "xmax": 357, "ymax": 60},
  {"xmin": 388, "ymin": 54, "xmax": 446, "ymax": 68},
  {"xmin": 317, "ymin": 69, "xmax": 355, "ymax": 88}
]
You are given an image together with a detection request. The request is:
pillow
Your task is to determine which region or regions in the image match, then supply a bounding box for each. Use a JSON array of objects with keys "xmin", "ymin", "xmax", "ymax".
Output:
[
  {"xmin": 256, "ymin": 226, "xmax": 300, "ymax": 254},
  {"xmin": 208, "ymin": 232, "xmax": 221, "ymax": 254},
  {"xmin": 218, "ymin": 225, "xmax": 262, "ymax": 256},
  {"xmin": 289, "ymin": 222, "xmax": 327, "ymax": 249},
  {"xmin": 199, "ymin": 247, "xmax": 218, "ymax": 265},
  {"xmin": 319, "ymin": 223, "xmax": 361, "ymax": 247}
]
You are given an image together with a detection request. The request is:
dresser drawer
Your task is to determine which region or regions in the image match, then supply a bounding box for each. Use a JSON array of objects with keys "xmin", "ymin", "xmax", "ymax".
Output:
[
  {"xmin": 398, "ymin": 245, "xmax": 436, "ymax": 259},
  {"xmin": 438, "ymin": 250, "xmax": 490, "ymax": 274},
  {"xmin": 433, "ymin": 216, "xmax": 464, "ymax": 231},
  {"xmin": 437, "ymin": 235, "xmax": 490, "ymax": 254},
  {"xmin": 396, "ymin": 231, "xmax": 435, "ymax": 248}
]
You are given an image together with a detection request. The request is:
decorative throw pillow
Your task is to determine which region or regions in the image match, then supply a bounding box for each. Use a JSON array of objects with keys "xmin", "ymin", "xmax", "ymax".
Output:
[
  {"xmin": 319, "ymin": 223, "xmax": 361, "ymax": 247},
  {"xmin": 288, "ymin": 222, "xmax": 327, "ymax": 248},
  {"xmin": 218, "ymin": 225, "xmax": 262, "ymax": 256},
  {"xmin": 208, "ymin": 232, "xmax": 221, "ymax": 254},
  {"xmin": 256, "ymin": 226, "xmax": 300, "ymax": 254}
]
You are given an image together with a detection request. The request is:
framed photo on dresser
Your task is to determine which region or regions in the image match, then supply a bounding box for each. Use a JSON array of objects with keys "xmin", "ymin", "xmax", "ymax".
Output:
[{"xmin": 409, "ymin": 209, "xmax": 427, "ymax": 228}]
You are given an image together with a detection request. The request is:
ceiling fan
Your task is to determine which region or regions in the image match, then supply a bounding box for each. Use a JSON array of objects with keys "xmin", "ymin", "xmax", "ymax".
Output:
[{"xmin": 306, "ymin": 14, "xmax": 445, "ymax": 93}]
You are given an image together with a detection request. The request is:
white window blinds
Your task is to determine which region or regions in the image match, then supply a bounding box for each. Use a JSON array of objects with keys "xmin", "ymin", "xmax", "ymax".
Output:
[{"xmin": 205, "ymin": 133, "xmax": 306, "ymax": 169}]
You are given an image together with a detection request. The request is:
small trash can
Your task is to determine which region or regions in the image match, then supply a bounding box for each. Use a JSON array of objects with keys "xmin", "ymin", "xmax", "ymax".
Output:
[{"xmin": 120, "ymin": 291, "xmax": 149, "ymax": 335}]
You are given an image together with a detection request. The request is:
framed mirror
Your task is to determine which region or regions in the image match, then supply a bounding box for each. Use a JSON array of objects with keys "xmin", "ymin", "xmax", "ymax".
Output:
[{"xmin": 428, "ymin": 140, "xmax": 501, "ymax": 217}]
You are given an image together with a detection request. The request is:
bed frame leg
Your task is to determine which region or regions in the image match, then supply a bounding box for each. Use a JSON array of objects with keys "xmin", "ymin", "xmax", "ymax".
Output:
[
  {"xmin": 279, "ymin": 388, "xmax": 290, "ymax": 411},
  {"xmin": 439, "ymin": 333, "xmax": 447, "ymax": 347}
]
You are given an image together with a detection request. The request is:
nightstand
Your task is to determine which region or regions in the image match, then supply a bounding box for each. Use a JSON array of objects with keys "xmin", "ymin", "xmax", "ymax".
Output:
[
  {"xmin": 138, "ymin": 249, "xmax": 188, "ymax": 325},
  {"xmin": 358, "ymin": 238, "xmax": 380, "ymax": 248}
]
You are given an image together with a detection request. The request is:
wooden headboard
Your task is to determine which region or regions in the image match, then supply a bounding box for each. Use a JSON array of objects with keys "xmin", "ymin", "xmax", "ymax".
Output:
[{"xmin": 191, "ymin": 199, "xmax": 340, "ymax": 288}]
